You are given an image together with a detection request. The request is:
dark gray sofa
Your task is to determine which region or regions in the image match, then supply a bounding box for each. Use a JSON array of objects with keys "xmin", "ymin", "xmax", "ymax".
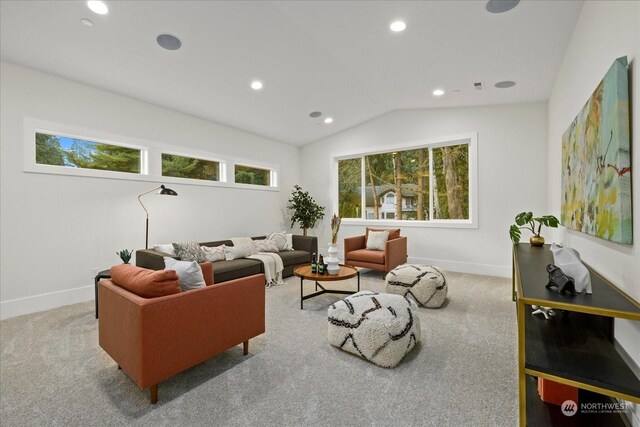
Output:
[{"xmin": 135, "ymin": 235, "xmax": 317, "ymax": 283}]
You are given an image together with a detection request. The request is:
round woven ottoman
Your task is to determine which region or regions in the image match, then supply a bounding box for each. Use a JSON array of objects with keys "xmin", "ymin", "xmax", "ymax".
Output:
[
  {"xmin": 385, "ymin": 264, "xmax": 448, "ymax": 308},
  {"xmin": 327, "ymin": 291, "xmax": 421, "ymax": 368}
]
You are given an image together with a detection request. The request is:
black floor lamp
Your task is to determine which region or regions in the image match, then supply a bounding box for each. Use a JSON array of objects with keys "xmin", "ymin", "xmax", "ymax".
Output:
[{"xmin": 138, "ymin": 185, "xmax": 178, "ymax": 249}]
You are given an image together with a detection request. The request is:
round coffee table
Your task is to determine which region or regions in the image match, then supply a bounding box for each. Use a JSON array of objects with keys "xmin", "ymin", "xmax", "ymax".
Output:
[{"xmin": 294, "ymin": 264, "xmax": 360, "ymax": 309}]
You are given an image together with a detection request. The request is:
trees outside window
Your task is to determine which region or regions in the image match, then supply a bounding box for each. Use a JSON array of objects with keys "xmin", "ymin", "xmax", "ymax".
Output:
[
  {"xmin": 235, "ymin": 165, "xmax": 271, "ymax": 186},
  {"xmin": 35, "ymin": 132, "xmax": 140, "ymax": 173},
  {"xmin": 337, "ymin": 142, "xmax": 470, "ymax": 221},
  {"xmin": 162, "ymin": 154, "xmax": 219, "ymax": 181}
]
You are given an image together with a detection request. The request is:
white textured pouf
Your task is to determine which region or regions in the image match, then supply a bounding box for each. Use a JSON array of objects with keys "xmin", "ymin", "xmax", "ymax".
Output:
[
  {"xmin": 385, "ymin": 264, "xmax": 448, "ymax": 308},
  {"xmin": 327, "ymin": 291, "xmax": 421, "ymax": 368}
]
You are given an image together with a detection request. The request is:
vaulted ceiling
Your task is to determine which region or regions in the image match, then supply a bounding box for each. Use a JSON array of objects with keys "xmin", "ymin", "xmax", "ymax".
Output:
[{"xmin": 1, "ymin": 1, "xmax": 582, "ymax": 145}]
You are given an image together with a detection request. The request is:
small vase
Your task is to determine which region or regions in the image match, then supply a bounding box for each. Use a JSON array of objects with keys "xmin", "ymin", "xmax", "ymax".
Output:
[
  {"xmin": 326, "ymin": 243, "xmax": 340, "ymax": 275},
  {"xmin": 530, "ymin": 235, "xmax": 545, "ymax": 246}
]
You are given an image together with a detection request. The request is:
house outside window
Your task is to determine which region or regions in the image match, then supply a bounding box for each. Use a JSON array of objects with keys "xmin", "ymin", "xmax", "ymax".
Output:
[{"xmin": 335, "ymin": 134, "xmax": 477, "ymax": 227}]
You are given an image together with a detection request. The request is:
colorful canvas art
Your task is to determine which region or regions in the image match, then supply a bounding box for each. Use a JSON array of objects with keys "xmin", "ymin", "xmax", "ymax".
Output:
[{"xmin": 561, "ymin": 56, "xmax": 632, "ymax": 244}]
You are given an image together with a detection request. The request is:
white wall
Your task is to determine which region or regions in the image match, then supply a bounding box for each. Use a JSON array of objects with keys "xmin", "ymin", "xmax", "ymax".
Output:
[
  {"xmin": 0, "ymin": 62, "xmax": 299, "ymax": 319},
  {"xmin": 547, "ymin": 1, "xmax": 639, "ymax": 423},
  {"xmin": 300, "ymin": 103, "xmax": 548, "ymax": 277}
]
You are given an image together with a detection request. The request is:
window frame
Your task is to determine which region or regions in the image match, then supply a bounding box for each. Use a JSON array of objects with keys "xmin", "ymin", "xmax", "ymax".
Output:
[
  {"xmin": 332, "ymin": 132, "xmax": 478, "ymax": 229},
  {"xmin": 23, "ymin": 118, "xmax": 279, "ymax": 192}
]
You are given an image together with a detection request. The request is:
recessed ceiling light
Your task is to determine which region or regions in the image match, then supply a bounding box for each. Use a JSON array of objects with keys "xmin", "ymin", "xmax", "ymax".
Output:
[
  {"xmin": 156, "ymin": 34, "xmax": 181, "ymax": 50},
  {"xmin": 486, "ymin": 0, "xmax": 520, "ymax": 14},
  {"xmin": 81, "ymin": 18, "xmax": 94, "ymax": 27},
  {"xmin": 390, "ymin": 21, "xmax": 406, "ymax": 32},
  {"xmin": 309, "ymin": 111, "xmax": 322, "ymax": 118},
  {"xmin": 324, "ymin": 117, "xmax": 334, "ymax": 124},
  {"xmin": 495, "ymin": 80, "xmax": 516, "ymax": 88},
  {"xmin": 432, "ymin": 89, "xmax": 445, "ymax": 96},
  {"xmin": 250, "ymin": 80, "xmax": 263, "ymax": 90},
  {"xmin": 87, "ymin": 1, "xmax": 108, "ymax": 15}
]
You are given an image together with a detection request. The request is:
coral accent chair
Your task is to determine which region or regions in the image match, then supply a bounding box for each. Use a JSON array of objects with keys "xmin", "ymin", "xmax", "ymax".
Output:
[
  {"xmin": 99, "ymin": 262, "xmax": 265, "ymax": 404},
  {"xmin": 344, "ymin": 228, "xmax": 408, "ymax": 276}
]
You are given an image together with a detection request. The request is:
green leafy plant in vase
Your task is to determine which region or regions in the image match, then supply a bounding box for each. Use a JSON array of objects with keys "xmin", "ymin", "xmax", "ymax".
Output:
[
  {"xmin": 509, "ymin": 212, "xmax": 559, "ymax": 246},
  {"xmin": 117, "ymin": 249, "xmax": 133, "ymax": 264},
  {"xmin": 287, "ymin": 185, "xmax": 325, "ymax": 236}
]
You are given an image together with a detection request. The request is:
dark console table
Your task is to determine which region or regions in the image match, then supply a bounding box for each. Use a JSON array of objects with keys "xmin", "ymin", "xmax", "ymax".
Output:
[{"xmin": 513, "ymin": 243, "xmax": 640, "ymax": 426}]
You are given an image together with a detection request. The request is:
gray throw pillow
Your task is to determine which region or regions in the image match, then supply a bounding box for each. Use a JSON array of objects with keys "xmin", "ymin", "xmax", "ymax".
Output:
[
  {"xmin": 163, "ymin": 257, "xmax": 206, "ymax": 292},
  {"xmin": 172, "ymin": 241, "xmax": 206, "ymax": 263}
]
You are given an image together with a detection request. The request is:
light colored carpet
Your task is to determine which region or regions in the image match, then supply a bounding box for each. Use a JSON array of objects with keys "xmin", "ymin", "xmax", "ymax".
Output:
[{"xmin": 0, "ymin": 270, "xmax": 518, "ymax": 426}]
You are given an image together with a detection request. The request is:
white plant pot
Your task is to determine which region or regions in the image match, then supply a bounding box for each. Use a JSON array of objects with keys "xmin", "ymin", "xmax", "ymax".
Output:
[{"xmin": 326, "ymin": 243, "xmax": 340, "ymax": 275}]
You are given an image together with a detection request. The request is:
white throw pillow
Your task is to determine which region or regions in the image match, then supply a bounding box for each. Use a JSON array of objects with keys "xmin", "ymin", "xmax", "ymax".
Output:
[
  {"xmin": 201, "ymin": 245, "xmax": 226, "ymax": 262},
  {"xmin": 253, "ymin": 239, "xmax": 279, "ymax": 253},
  {"xmin": 266, "ymin": 232, "xmax": 293, "ymax": 251},
  {"xmin": 153, "ymin": 244, "xmax": 176, "ymax": 256},
  {"xmin": 163, "ymin": 257, "xmax": 206, "ymax": 292},
  {"xmin": 366, "ymin": 230, "xmax": 389, "ymax": 251},
  {"xmin": 231, "ymin": 237, "xmax": 253, "ymax": 246},
  {"xmin": 224, "ymin": 242, "xmax": 257, "ymax": 260}
]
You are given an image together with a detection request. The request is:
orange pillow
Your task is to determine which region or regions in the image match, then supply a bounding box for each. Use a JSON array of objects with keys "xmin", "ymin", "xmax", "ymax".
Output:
[
  {"xmin": 110, "ymin": 264, "xmax": 180, "ymax": 298},
  {"xmin": 366, "ymin": 228, "xmax": 401, "ymax": 244}
]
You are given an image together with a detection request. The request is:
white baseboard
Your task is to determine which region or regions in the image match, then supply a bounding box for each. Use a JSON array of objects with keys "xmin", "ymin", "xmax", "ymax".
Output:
[
  {"xmin": 407, "ymin": 256, "xmax": 511, "ymax": 278},
  {"xmin": 0, "ymin": 285, "xmax": 94, "ymax": 320}
]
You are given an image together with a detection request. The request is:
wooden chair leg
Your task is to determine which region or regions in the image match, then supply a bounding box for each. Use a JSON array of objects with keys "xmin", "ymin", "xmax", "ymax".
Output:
[
  {"xmin": 243, "ymin": 340, "xmax": 249, "ymax": 356},
  {"xmin": 150, "ymin": 384, "xmax": 158, "ymax": 404}
]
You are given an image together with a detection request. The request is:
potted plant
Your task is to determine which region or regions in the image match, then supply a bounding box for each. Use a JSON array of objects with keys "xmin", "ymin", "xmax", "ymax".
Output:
[
  {"xmin": 287, "ymin": 185, "xmax": 325, "ymax": 236},
  {"xmin": 117, "ymin": 249, "xmax": 133, "ymax": 264},
  {"xmin": 509, "ymin": 212, "xmax": 559, "ymax": 246}
]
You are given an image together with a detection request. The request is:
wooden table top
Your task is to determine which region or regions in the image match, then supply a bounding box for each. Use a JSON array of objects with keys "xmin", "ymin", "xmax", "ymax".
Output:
[{"xmin": 294, "ymin": 264, "xmax": 358, "ymax": 281}]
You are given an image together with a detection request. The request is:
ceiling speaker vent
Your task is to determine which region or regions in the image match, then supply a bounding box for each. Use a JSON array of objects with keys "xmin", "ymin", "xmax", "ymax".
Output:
[{"xmin": 474, "ymin": 82, "xmax": 484, "ymax": 90}]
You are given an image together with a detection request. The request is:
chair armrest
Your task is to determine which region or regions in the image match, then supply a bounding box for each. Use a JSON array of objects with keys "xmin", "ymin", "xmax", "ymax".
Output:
[
  {"xmin": 344, "ymin": 235, "xmax": 366, "ymax": 260},
  {"xmin": 136, "ymin": 249, "xmax": 177, "ymax": 270},
  {"xmin": 292, "ymin": 235, "xmax": 317, "ymax": 254},
  {"xmin": 385, "ymin": 237, "xmax": 408, "ymax": 271}
]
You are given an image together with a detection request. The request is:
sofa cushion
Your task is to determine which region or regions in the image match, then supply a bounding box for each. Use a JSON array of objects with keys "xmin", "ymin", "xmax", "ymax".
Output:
[
  {"xmin": 267, "ymin": 232, "xmax": 293, "ymax": 251},
  {"xmin": 253, "ymin": 239, "xmax": 279, "ymax": 253},
  {"xmin": 278, "ymin": 250, "xmax": 310, "ymax": 267},
  {"xmin": 365, "ymin": 228, "xmax": 400, "ymax": 244},
  {"xmin": 164, "ymin": 257, "xmax": 206, "ymax": 292},
  {"xmin": 224, "ymin": 242, "xmax": 257, "ymax": 260},
  {"xmin": 110, "ymin": 264, "xmax": 180, "ymax": 298},
  {"xmin": 202, "ymin": 245, "xmax": 226, "ymax": 262},
  {"xmin": 172, "ymin": 241, "xmax": 206, "ymax": 263},
  {"xmin": 347, "ymin": 249, "xmax": 385, "ymax": 264},
  {"xmin": 211, "ymin": 259, "xmax": 263, "ymax": 283}
]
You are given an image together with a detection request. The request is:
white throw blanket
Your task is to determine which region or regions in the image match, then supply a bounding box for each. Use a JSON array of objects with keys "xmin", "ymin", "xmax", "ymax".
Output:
[{"xmin": 248, "ymin": 252, "xmax": 284, "ymax": 287}]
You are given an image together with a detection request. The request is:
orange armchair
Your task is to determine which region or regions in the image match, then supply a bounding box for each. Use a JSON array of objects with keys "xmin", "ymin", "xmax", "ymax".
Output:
[
  {"xmin": 344, "ymin": 229, "xmax": 407, "ymax": 276},
  {"xmin": 98, "ymin": 268, "xmax": 265, "ymax": 404}
]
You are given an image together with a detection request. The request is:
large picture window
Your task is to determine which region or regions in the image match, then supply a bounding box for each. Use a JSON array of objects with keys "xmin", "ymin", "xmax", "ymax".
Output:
[
  {"xmin": 336, "ymin": 136, "xmax": 475, "ymax": 225},
  {"xmin": 36, "ymin": 132, "xmax": 141, "ymax": 174}
]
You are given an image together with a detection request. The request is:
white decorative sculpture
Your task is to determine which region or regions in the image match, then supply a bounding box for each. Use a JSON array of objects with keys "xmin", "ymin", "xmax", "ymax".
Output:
[
  {"xmin": 532, "ymin": 305, "xmax": 556, "ymax": 320},
  {"xmin": 550, "ymin": 243, "xmax": 592, "ymax": 294}
]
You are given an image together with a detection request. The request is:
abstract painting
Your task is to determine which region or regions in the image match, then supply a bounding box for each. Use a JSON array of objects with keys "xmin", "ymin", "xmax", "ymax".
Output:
[{"xmin": 561, "ymin": 56, "xmax": 632, "ymax": 244}]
